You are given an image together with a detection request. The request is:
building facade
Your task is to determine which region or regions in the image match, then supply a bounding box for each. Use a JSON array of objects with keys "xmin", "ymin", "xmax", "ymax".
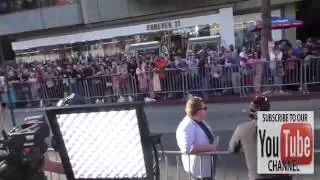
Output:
[{"xmin": 0, "ymin": 0, "xmax": 299, "ymax": 62}]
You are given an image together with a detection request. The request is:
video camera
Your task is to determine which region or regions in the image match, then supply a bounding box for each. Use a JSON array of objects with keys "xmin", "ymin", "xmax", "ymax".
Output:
[{"xmin": 0, "ymin": 115, "xmax": 50, "ymax": 180}]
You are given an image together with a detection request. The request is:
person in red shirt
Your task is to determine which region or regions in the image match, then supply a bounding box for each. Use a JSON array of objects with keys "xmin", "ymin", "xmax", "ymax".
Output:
[
  {"xmin": 153, "ymin": 56, "xmax": 167, "ymax": 97},
  {"xmin": 154, "ymin": 56, "xmax": 167, "ymax": 80}
]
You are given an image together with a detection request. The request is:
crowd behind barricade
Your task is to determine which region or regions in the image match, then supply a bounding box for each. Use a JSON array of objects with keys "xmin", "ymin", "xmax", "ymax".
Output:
[{"xmin": 0, "ymin": 38, "xmax": 320, "ymax": 108}]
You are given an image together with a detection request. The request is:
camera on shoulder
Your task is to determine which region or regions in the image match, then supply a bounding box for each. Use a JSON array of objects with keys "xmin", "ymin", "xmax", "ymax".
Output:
[{"xmin": 0, "ymin": 115, "xmax": 50, "ymax": 180}]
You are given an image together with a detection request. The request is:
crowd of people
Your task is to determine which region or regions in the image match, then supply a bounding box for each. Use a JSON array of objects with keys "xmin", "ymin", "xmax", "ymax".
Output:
[{"xmin": 0, "ymin": 38, "xmax": 319, "ymax": 108}]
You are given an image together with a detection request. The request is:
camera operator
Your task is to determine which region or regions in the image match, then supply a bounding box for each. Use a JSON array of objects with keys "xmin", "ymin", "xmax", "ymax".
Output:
[{"xmin": 228, "ymin": 96, "xmax": 292, "ymax": 180}]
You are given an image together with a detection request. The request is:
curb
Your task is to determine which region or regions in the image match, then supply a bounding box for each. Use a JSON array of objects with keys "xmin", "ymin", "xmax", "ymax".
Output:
[
  {"xmin": 145, "ymin": 92, "xmax": 320, "ymax": 106},
  {"xmin": 12, "ymin": 92, "xmax": 320, "ymax": 113}
]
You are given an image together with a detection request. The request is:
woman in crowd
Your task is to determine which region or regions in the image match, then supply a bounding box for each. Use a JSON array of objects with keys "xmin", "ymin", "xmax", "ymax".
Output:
[
  {"xmin": 210, "ymin": 57, "xmax": 223, "ymax": 96},
  {"xmin": 252, "ymin": 51, "xmax": 263, "ymax": 95},
  {"xmin": 110, "ymin": 61, "xmax": 121, "ymax": 101},
  {"xmin": 299, "ymin": 46, "xmax": 312, "ymax": 93},
  {"xmin": 240, "ymin": 51, "xmax": 253, "ymax": 95},
  {"xmin": 284, "ymin": 48, "xmax": 299, "ymax": 91},
  {"xmin": 136, "ymin": 61, "xmax": 155, "ymax": 102},
  {"xmin": 269, "ymin": 43, "xmax": 284, "ymax": 94},
  {"xmin": 153, "ymin": 56, "xmax": 166, "ymax": 97}
]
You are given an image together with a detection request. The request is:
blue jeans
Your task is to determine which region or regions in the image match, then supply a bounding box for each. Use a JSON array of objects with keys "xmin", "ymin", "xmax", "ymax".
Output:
[{"xmin": 201, "ymin": 76, "xmax": 210, "ymax": 97}]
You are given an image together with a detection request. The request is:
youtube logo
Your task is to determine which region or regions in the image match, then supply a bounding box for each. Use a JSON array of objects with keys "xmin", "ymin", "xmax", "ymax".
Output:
[
  {"xmin": 280, "ymin": 123, "xmax": 313, "ymax": 165},
  {"xmin": 257, "ymin": 111, "xmax": 314, "ymax": 175}
]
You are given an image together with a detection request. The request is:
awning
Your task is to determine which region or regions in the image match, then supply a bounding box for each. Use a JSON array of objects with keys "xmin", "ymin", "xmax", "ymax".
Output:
[
  {"xmin": 12, "ymin": 7, "xmax": 234, "ymax": 51},
  {"xmin": 248, "ymin": 16, "xmax": 304, "ymax": 32}
]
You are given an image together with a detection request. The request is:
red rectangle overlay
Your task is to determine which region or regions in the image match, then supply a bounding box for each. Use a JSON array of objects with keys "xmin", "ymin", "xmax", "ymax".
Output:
[{"xmin": 280, "ymin": 123, "xmax": 313, "ymax": 165}]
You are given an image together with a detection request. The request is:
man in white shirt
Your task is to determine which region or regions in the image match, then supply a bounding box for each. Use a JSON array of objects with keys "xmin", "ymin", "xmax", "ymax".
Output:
[{"xmin": 176, "ymin": 97, "xmax": 217, "ymax": 180}]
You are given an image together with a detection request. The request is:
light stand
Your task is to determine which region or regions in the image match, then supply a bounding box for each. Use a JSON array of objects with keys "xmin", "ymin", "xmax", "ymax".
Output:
[
  {"xmin": 150, "ymin": 133, "xmax": 163, "ymax": 180},
  {"xmin": 45, "ymin": 102, "xmax": 154, "ymax": 180}
]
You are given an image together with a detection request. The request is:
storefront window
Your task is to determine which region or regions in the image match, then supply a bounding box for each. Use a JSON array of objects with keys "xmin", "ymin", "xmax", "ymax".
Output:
[
  {"xmin": 14, "ymin": 21, "xmax": 224, "ymax": 63},
  {"xmin": 93, "ymin": 23, "xmax": 223, "ymax": 59},
  {"xmin": 12, "ymin": 6, "xmax": 236, "ymax": 62},
  {"xmin": 234, "ymin": 9, "xmax": 282, "ymax": 50},
  {"xmin": 102, "ymin": 40, "xmax": 124, "ymax": 57},
  {"xmin": 234, "ymin": 21, "xmax": 257, "ymax": 50},
  {"xmin": 15, "ymin": 43, "xmax": 83, "ymax": 64}
]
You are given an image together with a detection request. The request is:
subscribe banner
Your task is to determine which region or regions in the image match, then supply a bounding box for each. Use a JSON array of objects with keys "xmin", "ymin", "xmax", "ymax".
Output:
[{"xmin": 257, "ymin": 111, "xmax": 314, "ymax": 174}]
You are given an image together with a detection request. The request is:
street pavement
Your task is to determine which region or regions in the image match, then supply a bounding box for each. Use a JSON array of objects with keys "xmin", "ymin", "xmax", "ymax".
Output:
[{"xmin": 4, "ymin": 99, "xmax": 320, "ymax": 180}]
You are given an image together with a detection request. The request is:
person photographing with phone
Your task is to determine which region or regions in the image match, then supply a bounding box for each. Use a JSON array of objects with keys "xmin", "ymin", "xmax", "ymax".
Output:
[{"xmin": 176, "ymin": 97, "xmax": 218, "ymax": 180}]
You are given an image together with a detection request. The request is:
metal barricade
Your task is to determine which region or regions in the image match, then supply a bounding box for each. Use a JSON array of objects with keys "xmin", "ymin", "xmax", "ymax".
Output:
[
  {"xmin": 5, "ymin": 57, "xmax": 320, "ymax": 108},
  {"xmin": 6, "ymin": 73, "xmax": 139, "ymax": 107},
  {"xmin": 9, "ymin": 78, "xmax": 72, "ymax": 107},
  {"xmin": 302, "ymin": 57, "xmax": 320, "ymax": 92},
  {"xmin": 182, "ymin": 58, "xmax": 304, "ymax": 97},
  {"xmin": 157, "ymin": 68, "xmax": 185, "ymax": 94},
  {"xmin": 161, "ymin": 150, "xmax": 320, "ymax": 180},
  {"xmin": 239, "ymin": 58, "xmax": 303, "ymax": 94},
  {"xmin": 44, "ymin": 148, "xmax": 320, "ymax": 180}
]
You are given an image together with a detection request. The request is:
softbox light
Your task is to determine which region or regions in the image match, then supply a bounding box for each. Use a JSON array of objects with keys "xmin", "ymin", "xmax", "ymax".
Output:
[{"xmin": 45, "ymin": 102, "xmax": 153, "ymax": 180}]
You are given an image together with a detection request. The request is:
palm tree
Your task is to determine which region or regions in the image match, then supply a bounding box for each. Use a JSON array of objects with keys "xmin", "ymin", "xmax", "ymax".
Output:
[{"xmin": 261, "ymin": 0, "xmax": 272, "ymax": 61}]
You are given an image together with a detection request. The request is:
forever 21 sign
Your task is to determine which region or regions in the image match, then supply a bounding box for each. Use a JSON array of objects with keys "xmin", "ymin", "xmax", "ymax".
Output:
[{"xmin": 146, "ymin": 20, "xmax": 181, "ymax": 32}]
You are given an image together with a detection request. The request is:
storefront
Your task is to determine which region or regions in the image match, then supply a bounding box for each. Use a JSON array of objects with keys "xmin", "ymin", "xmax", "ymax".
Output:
[
  {"xmin": 12, "ymin": 7, "xmax": 234, "ymax": 62},
  {"xmin": 234, "ymin": 9, "xmax": 282, "ymax": 49}
]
